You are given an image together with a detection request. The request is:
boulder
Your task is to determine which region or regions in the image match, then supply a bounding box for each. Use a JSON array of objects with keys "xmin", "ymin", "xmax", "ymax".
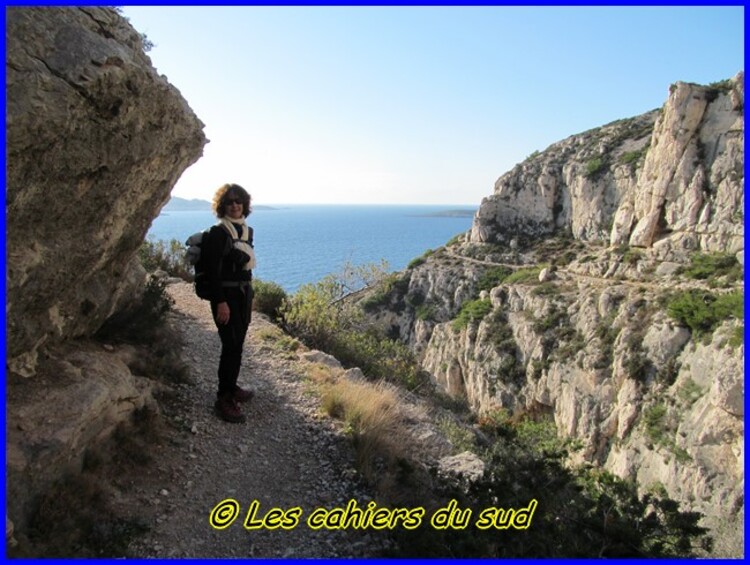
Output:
[
  {"xmin": 5, "ymin": 6, "xmax": 206, "ymax": 531},
  {"xmin": 6, "ymin": 7, "xmax": 207, "ymax": 376},
  {"xmin": 301, "ymin": 350, "xmax": 343, "ymax": 370}
]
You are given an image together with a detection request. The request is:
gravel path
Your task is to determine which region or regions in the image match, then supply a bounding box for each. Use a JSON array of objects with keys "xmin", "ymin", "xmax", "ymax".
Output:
[{"xmin": 125, "ymin": 282, "xmax": 394, "ymax": 558}]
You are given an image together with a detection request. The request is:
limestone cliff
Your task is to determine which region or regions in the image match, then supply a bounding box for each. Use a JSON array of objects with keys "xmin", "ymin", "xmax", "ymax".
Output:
[
  {"xmin": 361, "ymin": 74, "xmax": 744, "ymax": 551},
  {"xmin": 471, "ymin": 74, "xmax": 744, "ymax": 255},
  {"xmin": 6, "ymin": 7, "xmax": 206, "ymax": 376},
  {"xmin": 6, "ymin": 7, "xmax": 207, "ymax": 528}
]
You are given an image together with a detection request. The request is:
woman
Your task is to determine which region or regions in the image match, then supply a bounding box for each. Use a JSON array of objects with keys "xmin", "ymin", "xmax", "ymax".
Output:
[{"xmin": 204, "ymin": 183, "xmax": 256, "ymax": 423}]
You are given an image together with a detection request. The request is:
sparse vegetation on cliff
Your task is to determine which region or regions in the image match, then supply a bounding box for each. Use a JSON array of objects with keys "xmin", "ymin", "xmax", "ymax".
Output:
[
  {"xmin": 504, "ymin": 266, "xmax": 543, "ymax": 284},
  {"xmin": 665, "ymin": 289, "xmax": 743, "ymax": 340},
  {"xmin": 452, "ymin": 299, "xmax": 492, "ymax": 331},
  {"xmin": 281, "ymin": 266, "xmax": 423, "ymax": 389},
  {"xmin": 678, "ymin": 252, "xmax": 742, "ymax": 286},
  {"xmin": 477, "ymin": 266, "xmax": 513, "ymax": 291},
  {"xmin": 584, "ymin": 156, "xmax": 606, "ymax": 178},
  {"xmin": 390, "ymin": 411, "xmax": 711, "ymax": 558}
]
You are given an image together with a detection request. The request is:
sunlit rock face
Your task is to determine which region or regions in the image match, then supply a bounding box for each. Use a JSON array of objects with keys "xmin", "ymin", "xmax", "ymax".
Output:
[{"xmin": 470, "ymin": 73, "xmax": 744, "ymax": 257}]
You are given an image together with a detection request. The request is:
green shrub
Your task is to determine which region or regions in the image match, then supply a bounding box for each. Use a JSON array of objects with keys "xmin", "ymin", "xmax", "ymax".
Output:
[
  {"xmin": 408, "ymin": 249, "xmax": 435, "ymax": 269},
  {"xmin": 706, "ymin": 79, "xmax": 734, "ymax": 103},
  {"xmin": 281, "ymin": 266, "xmax": 422, "ymax": 389},
  {"xmin": 405, "ymin": 290, "xmax": 425, "ymax": 308},
  {"xmin": 526, "ymin": 150, "xmax": 541, "ymax": 161},
  {"xmin": 510, "ymin": 416, "xmax": 566, "ymax": 458},
  {"xmin": 139, "ymin": 238, "xmax": 191, "ymax": 280},
  {"xmin": 642, "ymin": 402, "xmax": 693, "ymax": 464},
  {"xmin": 329, "ymin": 329, "xmax": 421, "ymax": 389},
  {"xmin": 585, "ymin": 157, "xmax": 605, "ymax": 178},
  {"xmin": 415, "ymin": 303, "xmax": 438, "ymax": 321},
  {"xmin": 360, "ymin": 290, "xmax": 391, "ymax": 312},
  {"xmin": 484, "ymin": 310, "xmax": 524, "ymax": 381},
  {"xmin": 360, "ymin": 272, "xmax": 410, "ymax": 312},
  {"xmin": 446, "ymin": 234, "xmax": 464, "ymax": 246},
  {"xmin": 677, "ymin": 379, "xmax": 703, "ymax": 405},
  {"xmin": 531, "ymin": 282, "xmax": 559, "ymax": 296},
  {"xmin": 98, "ymin": 277, "xmax": 173, "ymax": 343},
  {"xmin": 666, "ymin": 289, "xmax": 743, "ymax": 338},
  {"xmin": 619, "ymin": 149, "xmax": 645, "ymax": 165},
  {"xmin": 656, "ymin": 357, "xmax": 681, "ymax": 386},
  {"xmin": 96, "ymin": 277, "xmax": 189, "ymax": 384},
  {"xmin": 252, "ymin": 279, "xmax": 287, "ymax": 320},
  {"xmin": 625, "ymin": 350, "xmax": 652, "ymax": 382},
  {"xmin": 452, "ymin": 299, "xmax": 492, "ymax": 331},
  {"xmin": 554, "ymin": 330, "xmax": 587, "ymax": 363},
  {"xmin": 679, "ymin": 252, "xmax": 742, "ymax": 284},
  {"xmin": 437, "ymin": 416, "xmax": 476, "ymax": 454},
  {"xmin": 487, "ymin": 310, "xmax": 516, "ymax": 354},
  {"xmin": 532, "ymin": 306, "xmax": 567, "ymax": 334},
  {"xmin": 727, "ymin": 325, "xmax": 744, "ymax": 349},
  {"xmin": 285, "ymin": 262, "xmax": 394, "ymax": 339},
  {"xmin": 593, "ymin": 312, "xmax": 619, "ymax": 368},
  {"xmin": 478, "ymin": 266, "xmax": 513, "ymax": 291},
  {"xmin": 504, "ymin": 267, "xmax": 542, "ymax": 285},
  {"xmin": 622, "ymin": 248, "xmax": 644, "ymax": 265},
  {"xmin": 554, "ymin": 250, "xmax": 578, "ymax": 267},
  {"xmin": 281, "ymin": 277, "xmax": 355, "ymax": 351}
]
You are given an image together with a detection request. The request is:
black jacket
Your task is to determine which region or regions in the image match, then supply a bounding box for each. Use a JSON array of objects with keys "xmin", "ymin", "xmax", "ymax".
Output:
[{"xmin": 203, "ymin": 223, "xmax": 253, "ymax": 303}]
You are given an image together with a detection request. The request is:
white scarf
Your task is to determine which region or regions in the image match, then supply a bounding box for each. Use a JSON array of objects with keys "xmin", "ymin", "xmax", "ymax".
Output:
[{"xmin": 220, "ymin": 217, "xmax": 256, "ymax": 270}]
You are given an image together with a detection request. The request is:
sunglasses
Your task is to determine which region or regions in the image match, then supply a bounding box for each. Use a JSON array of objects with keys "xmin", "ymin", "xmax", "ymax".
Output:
[{"xmin": 225, "ymin": 198, "xmax": 244, "ymax": 206}]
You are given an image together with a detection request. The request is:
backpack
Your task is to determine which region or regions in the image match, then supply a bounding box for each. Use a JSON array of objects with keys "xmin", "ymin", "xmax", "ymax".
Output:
[
  {"xmin": 185, "ymin": 229, "xmax": 214, "ymax": 300},
  {"xmin": 185, "ymin": 225, "xmax": 252, "ymax": 300}
]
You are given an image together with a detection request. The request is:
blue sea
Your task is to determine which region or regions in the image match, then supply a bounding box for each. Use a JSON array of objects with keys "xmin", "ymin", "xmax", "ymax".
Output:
[{"xmin": 147, "ymin": 205, "xmax": 475, "ymax": 293}]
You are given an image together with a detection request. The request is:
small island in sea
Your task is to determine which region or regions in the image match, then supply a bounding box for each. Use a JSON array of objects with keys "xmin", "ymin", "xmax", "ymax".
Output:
[{"xmin": 411, "ymin": 209, "xmax": 476, "ymax": 218}]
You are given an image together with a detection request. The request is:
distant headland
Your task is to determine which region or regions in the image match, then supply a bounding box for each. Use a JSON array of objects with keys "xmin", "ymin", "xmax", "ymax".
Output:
[{"xmin": 162, "ymin": 197, "xmax": 276, "ymax": 212}]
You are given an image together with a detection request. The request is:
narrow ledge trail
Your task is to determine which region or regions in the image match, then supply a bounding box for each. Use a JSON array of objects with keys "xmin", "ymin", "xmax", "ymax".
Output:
[{"xmin": 122, "ymin": 282, "xmax": 394, "ymax": 558}]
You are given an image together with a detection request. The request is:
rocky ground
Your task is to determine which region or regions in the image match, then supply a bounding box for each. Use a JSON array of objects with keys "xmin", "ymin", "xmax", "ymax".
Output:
[{"xmin": 120, "ymin": 282, "xmax": 396, "ymax": 558}]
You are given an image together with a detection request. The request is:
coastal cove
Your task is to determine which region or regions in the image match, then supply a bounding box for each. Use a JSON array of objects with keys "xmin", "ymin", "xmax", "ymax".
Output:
[{"xmin": 148, "ymin": 205, "xmax": 476, "ymax": 293}]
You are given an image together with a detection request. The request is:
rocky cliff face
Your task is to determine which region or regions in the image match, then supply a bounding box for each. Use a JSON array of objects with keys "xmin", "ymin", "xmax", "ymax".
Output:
[
  {"xmin": 471, "ymin": 75, "xmax": 744, "ymax": 256},
  {"xmin": 6, "ymin": 7, "xmax": 206, "ymax": 376},
  {"xmin": 362, "ymin": 74, "xmax": 744, "ymax": 550},
  {"xmin": 6, "ymin": 7, "xmax": 206, "ymax": 528}
]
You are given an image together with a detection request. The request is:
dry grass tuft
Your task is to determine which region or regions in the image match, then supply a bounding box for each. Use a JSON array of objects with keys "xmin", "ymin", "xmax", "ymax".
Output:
[
  {"xmin": 300, "ymin": 361, "xmax": 431, "ymax": 504},
  {"xmin": 319, "ymin": 373, "xmax": 410, "ymax": 482},
  {"xmin": 305, "ymin": 363, "xmax": 339, "ymax": 385}
]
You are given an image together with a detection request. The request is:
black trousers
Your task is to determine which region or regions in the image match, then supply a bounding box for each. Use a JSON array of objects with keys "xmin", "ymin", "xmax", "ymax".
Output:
[{"xmin": 211, "ymin": 286, "xmax": 253, "ymax": 396}]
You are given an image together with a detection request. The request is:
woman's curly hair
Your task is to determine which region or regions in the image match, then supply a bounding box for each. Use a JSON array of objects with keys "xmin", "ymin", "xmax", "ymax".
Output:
[{"xmin": 211, "ymin": 183, "xmax": 252, "ymax": 218}]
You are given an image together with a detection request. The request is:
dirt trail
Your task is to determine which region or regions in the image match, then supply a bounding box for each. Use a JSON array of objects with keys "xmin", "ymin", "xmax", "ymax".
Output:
[
  {"xmin": 122, "ymin": 282, "xmax": 391, "ymax": 558},
  {"xmin": 442, "ymin": 247, "xmax": 719, "ymax": 292}
]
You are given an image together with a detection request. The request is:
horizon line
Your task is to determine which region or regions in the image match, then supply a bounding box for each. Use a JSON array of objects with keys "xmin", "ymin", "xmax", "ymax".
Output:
[{"xmin": 169, "ymin": 198, "xmax": 479, "ymax": 207}]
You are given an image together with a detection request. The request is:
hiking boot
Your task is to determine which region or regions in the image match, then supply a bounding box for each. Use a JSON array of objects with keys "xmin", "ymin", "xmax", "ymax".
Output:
[
  {"xmin": 233, "ymin": 386, "xmax": 255, "ymax": 403},
  {"xmin": 215, "ymin": 394, "xmax": 246, "ymax": 423}
]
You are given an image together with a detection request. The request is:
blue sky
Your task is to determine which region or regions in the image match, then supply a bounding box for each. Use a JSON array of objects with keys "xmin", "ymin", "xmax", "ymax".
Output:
[{"xmin": 121, "ymin": 5, "xmax": 744, "ymax": 206}]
